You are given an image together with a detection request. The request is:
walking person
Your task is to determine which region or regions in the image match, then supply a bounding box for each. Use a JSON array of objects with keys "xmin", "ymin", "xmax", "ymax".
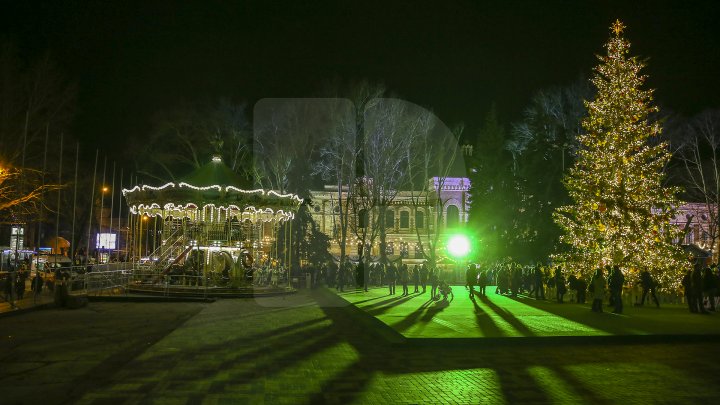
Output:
[
  {"xmin": 639, "ymin": 269, "xmax": 660, "ymax": 308},
  {"xmin": 466, "ymin": 263, "xmax": 477, "ymax": 299},
  {"xmin": 533, "ymin": 265, "xmax": 545, "ymax": 299},
  {"xmin": 478, "ymin": 267, "xmax": 487, "ymax": 296},
  {"xmin": 386, "ymin": 262, "xmax": 396, "ymax": 295},
  {"xmin": 573, "ymin": 275, "xmax": 587, "ymax": 304},
  {"xmin": 31, "ymin": 272, "xmax": 44, "ymax": 303},
  {"xmin": 412, "ymin": 265, "xmax": 420, "ymax": 293},
  {"xmin": 608, "ymin": 265, "xmax": 624, "ymax": 314},
  {"xmin": 400, "ymin": 263, "xmax": 409, "ymax": 296},
  {"xmin": 511, "ymin": 265, "xmax": 522, "ymax": 297},
  {"xmin": 682, "ymin": 269, "xmax": 695, "ymax": 313},
  {"xmin": 429, "ymin": 269, "xmax": 439, "ymax": 299},
  {"xmin": 590, "ymin": 267, "xmax": 606, "ymax": 313},
  {"xmin": 703, "ymin": 266, "xmax": 717, "ymax": 311},
  {"xmin": 691, "ymin": 265, "xmax": 708, "ymax": 314},
  {"xmin": 555, "ymin": 266, "xmax": 567, "ymax": 303},
  {"xmin": 4, "ymin": 268, "xmax": 17, "ymax": 309},
  {"xmin": 16, "ymin": 264, "xmax": 28, "ymax": 300},
  {"xmin": 420, "ymin": 263, "xmax": 428, "ymax": 293}
]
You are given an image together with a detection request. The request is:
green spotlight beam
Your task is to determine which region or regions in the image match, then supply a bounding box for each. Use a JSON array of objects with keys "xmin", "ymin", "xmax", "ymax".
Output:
[{"xmin": 447, "ymin": 234, "xmax": 471, "ymax": 259}]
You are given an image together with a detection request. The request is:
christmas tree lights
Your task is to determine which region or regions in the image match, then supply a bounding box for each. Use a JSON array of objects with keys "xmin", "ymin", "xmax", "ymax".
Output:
[{"xmin": 553, "ymin": 20, "xmax": 689, "ymax": 289}]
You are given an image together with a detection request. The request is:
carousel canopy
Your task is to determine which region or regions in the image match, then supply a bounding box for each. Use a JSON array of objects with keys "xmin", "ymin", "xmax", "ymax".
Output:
[
  {"xmin": 180, "ymin": 155, "xmax": 248, "ymax": 188},
  {"xmin": 123, "ymin": 156, "xmax": 303, "ymax": 222}
]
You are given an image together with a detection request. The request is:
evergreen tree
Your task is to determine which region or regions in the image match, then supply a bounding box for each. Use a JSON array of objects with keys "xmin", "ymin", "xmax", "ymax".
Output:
[
  {"xmin": 468, "ymin": 106, "xmax": 517, "ymax": 261},
  {"xmin": 553, "ymin": 20, "xmax": 688, "ymax": 288},
  {"xmin": 509, "ymin": 79, "xmax": 592, "ymax": 262}
]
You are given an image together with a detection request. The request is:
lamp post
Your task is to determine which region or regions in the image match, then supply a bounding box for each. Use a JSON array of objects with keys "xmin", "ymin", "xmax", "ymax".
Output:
[{"xmin": 140, "ymin": 215, "xmax": 150, "ymax": 256}]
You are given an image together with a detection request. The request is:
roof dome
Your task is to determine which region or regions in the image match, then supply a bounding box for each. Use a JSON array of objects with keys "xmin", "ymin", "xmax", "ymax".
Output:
[{"xmin": 179, "ymin": 154, "xmax": 251, "ymax": 188}]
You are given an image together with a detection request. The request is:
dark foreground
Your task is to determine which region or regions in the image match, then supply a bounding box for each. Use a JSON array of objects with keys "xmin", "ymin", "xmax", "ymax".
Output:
[{"xmin": 1, "ymin": 289, "xmax": 719, "ymax": 404}]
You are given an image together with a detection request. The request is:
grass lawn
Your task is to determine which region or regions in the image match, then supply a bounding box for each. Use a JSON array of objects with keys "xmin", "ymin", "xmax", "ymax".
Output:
[{"xmin": 335, "ymin": 285, "xmax": 720, "ymax": 338}]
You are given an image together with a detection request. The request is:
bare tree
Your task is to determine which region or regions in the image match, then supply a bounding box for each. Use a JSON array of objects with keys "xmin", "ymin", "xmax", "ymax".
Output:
[
  {"xmin": 313, "ymin": 100, "xmax": 359, "ymax": 265},
  {"xmin": 0, "ymin": 42, "xmax": 76, "ymax": 165},
  {"xmin": 0, "ymin": 165, "xmax": 61, "ymax": 219},
  {"xmin": 406, "ymin": 114, "xmax": 462, "ymax": 265},
  {"xmin": 253, "ymin": 100, "xmax": 329, "ymax": 192},
  {"xmin": 130, "ymin": 99, "xmax": 252, "ymax": 183},
  {"xmin": 676, "ymin": 109, "xmax": 720, "ymax": 256}
]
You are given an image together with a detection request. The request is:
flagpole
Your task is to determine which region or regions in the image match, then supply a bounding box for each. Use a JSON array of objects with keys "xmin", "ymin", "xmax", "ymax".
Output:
[
  {"xmin": 116, "ymin": 168, "xmax": 123, "ymax": 260},
  {"xmin": 71, "ymin": 143, "xmax": 79, "ymax": 264},
  {"xmin": 99, "ymin": 156, "xmax": 107, "ymax": 262},
  {"xmin": 55, "ymin": 133, "xmax": 64, "ymax": 257},
  {"xmin": 109, "ymin": 162, "xmax": 116, "ymax": 260},
  {"xmin": 35, "ymin": 125, "xmax": 49, "ymax": 272},
  {"xmin": 86, "ymin": 149, "xmax": 98, "ymax": 267}
]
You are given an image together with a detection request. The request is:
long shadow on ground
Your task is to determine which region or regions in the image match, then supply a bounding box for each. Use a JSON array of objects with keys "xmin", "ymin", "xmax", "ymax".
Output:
[{"xmin": 58, "ymin": 289, "xmax": 720, "ymax": 404}]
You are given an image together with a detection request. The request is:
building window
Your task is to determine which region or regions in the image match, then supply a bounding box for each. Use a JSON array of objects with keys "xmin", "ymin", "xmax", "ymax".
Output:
[
  {"xmin": 10, "ymin": 225, "xmax": 24, "ymax": 251},
  {"xmin": 415, "ymin": 211, "xmax": 424, "ymax": 229},
  {"xmin": 400, "ymin": 211, "xmax": 410, "ymax": 229},
  {"xmin": 385, "ymin": 210, "xmax": 395, "ymax": 229},
  {"xmin": 446, "ymin": 205, "xmax": 459, "ymax": 228},
  {"xmin": 400, "ymin": 242, "xmax": 409, "ymax": 258}
]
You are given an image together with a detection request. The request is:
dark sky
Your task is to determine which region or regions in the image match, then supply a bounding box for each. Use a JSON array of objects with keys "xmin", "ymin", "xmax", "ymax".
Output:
[{"xmin": 2, "ymin": 0, "xmax": 719, "ymax": 158}]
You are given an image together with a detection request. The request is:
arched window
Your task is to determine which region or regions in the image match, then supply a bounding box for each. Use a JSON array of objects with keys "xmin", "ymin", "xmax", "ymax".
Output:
[
  {"xmin": 400, "ymin": 211, "xmax": 410, "ymax": 229},
  {"xmin": 446, "ymin": 205, "xmax": 459, "ymax": 228},
  {"xmin": 358, "ymin": 209, "xmax": 369, "ymax": 228},
  {"xmin": 415, "ymin": 210, "xmax": 425, "ymax": 229},
  {"xmin": 385, "ymin": 210, "xmax": 395, "ymax": 229}
]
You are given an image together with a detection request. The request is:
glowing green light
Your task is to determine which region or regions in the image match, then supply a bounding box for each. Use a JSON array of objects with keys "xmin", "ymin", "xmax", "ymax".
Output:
[{"xmin": 447, "ymin": 234, "xmax": 471, "ymax": 258}]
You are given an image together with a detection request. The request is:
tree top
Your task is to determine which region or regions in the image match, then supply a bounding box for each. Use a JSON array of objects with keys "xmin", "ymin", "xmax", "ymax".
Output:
[{"xmin": 611, "ymin": 19, "xmax": 626, "ymax": 36}]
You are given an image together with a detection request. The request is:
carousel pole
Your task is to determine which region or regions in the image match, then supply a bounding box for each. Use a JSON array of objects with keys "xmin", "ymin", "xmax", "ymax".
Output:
[
  {"xmin": 153, "ymin": 212, "xmax": 158, "ymax": 254},
  {"xmin": 288, "ymin": 217, "xmax": 292, "ymax": 289},
  {"xmin": 132, "ymin": 174, "xmax": 137, "ymax": 262}
]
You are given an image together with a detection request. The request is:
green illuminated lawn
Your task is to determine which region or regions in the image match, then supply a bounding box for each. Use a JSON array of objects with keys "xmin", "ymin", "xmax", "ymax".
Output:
[{"xmin": 337, "ymin": 286, "xmax": 720, "ymax": 338}]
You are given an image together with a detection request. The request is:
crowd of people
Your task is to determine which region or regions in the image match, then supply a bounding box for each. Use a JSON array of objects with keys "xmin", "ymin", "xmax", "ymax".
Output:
[
  {"xmin": 682, "ymin": 263, "xmax": 720, "ymax": 314},
  {"xmin": 461, "ymin": 259, "xmax": 720, "ymax": 314},
  {"xmin": 298, "ymin": 259, "xmax": 454, "ymax": 302},
  {"xmin": 293, "ymin": 257, "xmax": 720, "ymax": 314},
  {"xmin": 2, "ymin": 255, "xmax": 75, "ymax": 309}
]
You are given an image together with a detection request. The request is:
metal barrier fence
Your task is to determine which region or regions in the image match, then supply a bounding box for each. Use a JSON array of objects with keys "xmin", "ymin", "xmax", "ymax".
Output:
[{"xmin": 77, "ymin": 270, "xmax": 132, "ymax": 296}]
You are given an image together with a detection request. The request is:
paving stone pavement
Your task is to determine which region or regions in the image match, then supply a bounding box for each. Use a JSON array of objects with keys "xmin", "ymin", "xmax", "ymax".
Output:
[{"xmin": 1, "ymin": 289, "xmax": 720, "ymax": 404}]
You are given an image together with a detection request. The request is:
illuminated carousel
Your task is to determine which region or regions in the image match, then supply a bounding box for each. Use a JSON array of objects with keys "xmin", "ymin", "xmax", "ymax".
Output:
[{"xmin": 122, "ymin": 155, "xmax": 302, "ymax": 296}]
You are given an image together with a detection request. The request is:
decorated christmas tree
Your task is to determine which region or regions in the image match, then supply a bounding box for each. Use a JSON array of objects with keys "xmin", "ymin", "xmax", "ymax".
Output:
[{"xmin": 553, "ymin": 20, "xmax": 689, "ymax": 288}]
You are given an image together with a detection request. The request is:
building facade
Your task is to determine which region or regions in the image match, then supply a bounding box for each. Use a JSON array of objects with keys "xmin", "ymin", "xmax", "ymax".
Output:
[{"xmin": 309, "ymin": 177, "xmax": 471, "ymax": 261}]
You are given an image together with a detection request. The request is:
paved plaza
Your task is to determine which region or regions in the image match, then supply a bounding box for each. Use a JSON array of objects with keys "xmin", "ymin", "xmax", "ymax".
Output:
[
  {"xmin": 338, "ymin": 286, "xmax": 720, "ymax": 338},
  {"xmin": 1, "ymin": 288, "xmax": 720, "ymax": 404}
]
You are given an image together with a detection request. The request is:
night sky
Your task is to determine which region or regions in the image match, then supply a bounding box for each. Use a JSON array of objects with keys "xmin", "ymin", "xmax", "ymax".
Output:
[{"xmin": 2, "ymin": 0, "xmax": 719, "ymax": 158}]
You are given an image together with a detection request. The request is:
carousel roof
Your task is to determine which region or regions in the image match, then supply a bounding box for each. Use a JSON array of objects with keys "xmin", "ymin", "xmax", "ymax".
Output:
[
  {"xmin": 180, "ymin": 156, "xmax": 248, "ymax": 188},
  {"xmin": 122, "ymin": 156, "xmax": 303, "ymax": 220}
]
